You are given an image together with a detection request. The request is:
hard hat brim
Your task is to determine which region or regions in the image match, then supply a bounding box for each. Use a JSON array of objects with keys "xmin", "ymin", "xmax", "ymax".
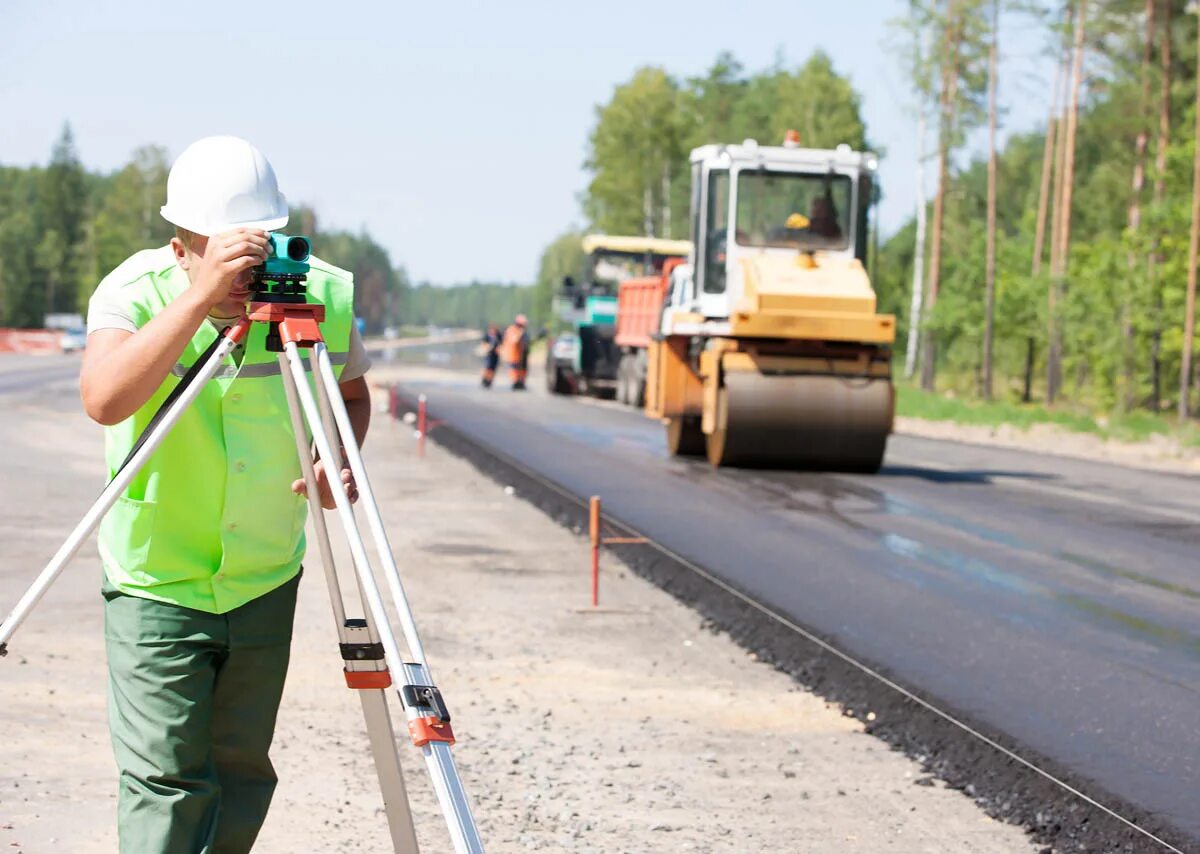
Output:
[{"xmin": 160, "ymin": 206, "xmax": 289, "ymax": 237}]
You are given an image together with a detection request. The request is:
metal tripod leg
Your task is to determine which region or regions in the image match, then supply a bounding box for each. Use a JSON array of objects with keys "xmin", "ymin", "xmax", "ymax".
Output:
[
  {"xmin": 308, "ymin": 343, "xmax": 483, "ymax": 851},
  {"xmin": 0, "ymin": 323, "xmax": 245, "ymax": 654},
  {"xmin": 282, "ymin": 342, "xmax": 483, "ymax": 853},
  {"xmin": 279, "ymin": 354, "xmax": 420, "ymax": 854}
]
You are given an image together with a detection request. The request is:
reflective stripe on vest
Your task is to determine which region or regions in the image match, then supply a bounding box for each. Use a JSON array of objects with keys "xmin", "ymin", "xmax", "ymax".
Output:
[
  {"xmin": 96, "ymin": 247, "xmax": 355, "ymax": 614},
  {"xmin": 170, "ymin": 350, "xmax": 349, "ymax": 379}
]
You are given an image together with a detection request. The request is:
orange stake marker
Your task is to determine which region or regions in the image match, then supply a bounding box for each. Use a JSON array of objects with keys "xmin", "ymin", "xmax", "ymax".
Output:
[
  {"xmin": 589, "ymin": 496, "xmax": 601, "ymax": 607},
  {"xmin": 417, "ymin": 393, "xmax": 428, "ymax": 458}
]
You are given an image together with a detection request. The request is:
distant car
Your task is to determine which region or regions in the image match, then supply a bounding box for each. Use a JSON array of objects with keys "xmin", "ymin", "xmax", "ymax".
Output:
[{"xmin": 60, "ymin": 328, "xmax": 87, "ymax": 353}]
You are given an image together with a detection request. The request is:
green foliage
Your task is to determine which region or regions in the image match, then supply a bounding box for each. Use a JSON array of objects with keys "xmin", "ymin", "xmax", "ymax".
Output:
[
  {"xmin": 0, "ymin": 139, "xmax": 414, "ymax": 333},
  {"xmin": 585, "ymin": 67, "xmax": 691, "ymax": 239},
  {"xmin": 582, "ymin": 50, "xmax": 870, "ymax": 241},
  {"xmin": 0, "ymin": 123, "xmax": 96, "ymax": 326},
  {"xmin": 727, "ymin": 52, "xmax": 868, "ymax": 151},
  {"xmin": 90, "ymin": 145, "xmax": 173, "ymax": 303},
  {"xmin": 881, "ymin": 0, "xmax": 1200, "ymax": 419},
  {"xmin": 896, "ymin": 381, "xmax": 1200, "ymax": 444},
  {"xmin": 403, "ymin": 281, "xmax": 536, "ymax": 332},
  {"xmin": 533, "ymin": 229, "xmax": 584, "ymax": 331},
  {"xmin": 294, "ymin": 205, "xmax": 410, "ymax": 335}
]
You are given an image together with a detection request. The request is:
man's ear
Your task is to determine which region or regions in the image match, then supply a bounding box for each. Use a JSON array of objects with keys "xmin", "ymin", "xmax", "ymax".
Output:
[{"xmin": 170, "ymin": 237, "xmax": 191, "ymax": 270}]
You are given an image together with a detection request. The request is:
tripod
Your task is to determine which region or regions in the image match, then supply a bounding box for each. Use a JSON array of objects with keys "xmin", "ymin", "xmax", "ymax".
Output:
[{"xmin": 0, "ymin": 295, "xmax": 484, "ymax": 853}]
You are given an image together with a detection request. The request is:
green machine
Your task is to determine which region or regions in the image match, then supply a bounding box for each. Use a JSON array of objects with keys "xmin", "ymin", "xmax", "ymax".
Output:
[{"xmin": 546, "ymin": 235, "xmax": 691, "ymax": 396}]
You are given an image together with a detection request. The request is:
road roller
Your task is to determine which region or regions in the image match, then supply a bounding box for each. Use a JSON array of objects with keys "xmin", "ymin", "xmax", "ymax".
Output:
[{"xmin": 643, "ymin": 133, "xmax": 896, "ymax": 470}]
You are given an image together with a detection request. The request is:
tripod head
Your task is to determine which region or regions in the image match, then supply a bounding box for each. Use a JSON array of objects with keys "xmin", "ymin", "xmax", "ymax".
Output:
[
  {"xmin": 247, "ymin": 233, "xmax": 323, "ymax": 351},
  {"xmin": 251, "ymin": 233, "xmax": 311, "ymax": 304}
]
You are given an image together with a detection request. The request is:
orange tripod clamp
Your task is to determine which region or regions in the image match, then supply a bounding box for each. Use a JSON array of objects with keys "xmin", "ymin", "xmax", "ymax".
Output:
[{"xmin": 248, "ymin": 301, "xmax": 327, "ymax": 349}]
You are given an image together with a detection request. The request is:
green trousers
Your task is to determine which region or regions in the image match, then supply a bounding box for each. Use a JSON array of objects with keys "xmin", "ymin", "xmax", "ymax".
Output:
[{"xmin": 103, "ymin": 573, "xmax": 300, "ymax": 854}]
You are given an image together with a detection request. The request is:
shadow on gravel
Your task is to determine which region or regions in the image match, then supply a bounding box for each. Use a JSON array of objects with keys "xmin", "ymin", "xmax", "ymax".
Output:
[{"xmin": 879, "ymin": 465, "xmax": 1057, "ymax": 485}]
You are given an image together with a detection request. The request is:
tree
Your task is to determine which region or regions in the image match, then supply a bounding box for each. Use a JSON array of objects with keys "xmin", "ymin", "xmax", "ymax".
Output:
[
  {"xmin": 919, "ymin": 0, "xmax": 990, "ymax": 391},
  {"xmin": 1148, "ymin": 0, "xmax": 1173, "ymax": 410},
  {"xmin": 585, "ymin": 68, "xmax": 691, "ymax": 238},
  {"xmin": 1123, "ymin": 0, "xmax": 1156, "ymax": 410},
  {"xmin": 983, "ymin": 0, "xmax": 1000, "ymax": 400},
  {"xmin": 90, "ymin": 146, "xmax": 172, "ymax": 302},
  {"xmin": 534, "ymin": 229, "xmax": 585, "ymax": 331},
  {"xmin": 584, "ymin": 52, "xmax": 870, "ymax": 242},
  {"xmin": 896, "ymin": 2, "xmax": 936, "ymax": 379},
  {"xmin": 1047, "ymin": 0, "xmax": 1088, "ymax": 404},
  {"xmin": 1181, "ymin": 1, "xmax": 1200, "ymax": 418},
  {"xmin": 39, "ymin": 122, "xmax": 88, "ymax": 318},
  {"xmin": 316, "ymin": 228, "xmax": 408, "ymax": 334},
  {"xmin": 731, "ymin": 52, "xmax": 868, "ymax": 150},
  {"xmin": 685, "ymin": 52, "xmax": 746, "ymax": 146}
]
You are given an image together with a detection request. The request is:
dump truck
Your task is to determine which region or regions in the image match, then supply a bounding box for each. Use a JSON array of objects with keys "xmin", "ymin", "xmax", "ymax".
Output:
[
  {"xmin": 644, "ymin": 134, "xmax": 895, "ymax": 470},
  {"xmin": 547, "ymin": 235, "xmax": 690, "ymax": 396},
  {"xmin": 614, "ymin": 256, "xmax": 689, "ymax": 407}
]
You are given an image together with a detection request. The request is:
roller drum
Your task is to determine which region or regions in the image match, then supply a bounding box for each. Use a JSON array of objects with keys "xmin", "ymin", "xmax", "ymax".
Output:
[
  {"xmin": 706, "ymin": 373, "xmax": 892, "ymax": 471},
  {"xmin": 665, "ymin": 415, "xmax": 705, "ymax": 457}
]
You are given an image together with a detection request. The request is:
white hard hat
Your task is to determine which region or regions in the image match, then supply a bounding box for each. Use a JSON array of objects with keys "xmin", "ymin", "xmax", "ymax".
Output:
[{"xmin": 160, "ymin": 136, "xmax": 289, "ymax": 236}]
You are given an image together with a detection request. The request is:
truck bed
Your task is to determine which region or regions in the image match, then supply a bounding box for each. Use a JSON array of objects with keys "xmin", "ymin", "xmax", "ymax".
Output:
[{"xmin": 615, "ymin": 274, "xmax": 667, "ymax": 350}]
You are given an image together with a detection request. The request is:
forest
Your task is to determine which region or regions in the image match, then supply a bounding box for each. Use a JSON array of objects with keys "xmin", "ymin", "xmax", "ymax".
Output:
[
  {"xmin": 6, "ymin": 2, "xmax": 1199, "ymax": 421},
  {"xmin": 0, "ymin": 131, "xmax": 532, "ymax": 335},
  {"xmin": 539, "ymin": 1, "xmax": 1200, "ymax": 420}
]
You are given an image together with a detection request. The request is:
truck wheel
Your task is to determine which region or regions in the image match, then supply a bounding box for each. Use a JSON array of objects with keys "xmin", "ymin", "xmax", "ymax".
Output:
[
  {"xmin": 547, "ymin": 363, "xmax": 572, "ymax": 395},
  {"xmin": 632, "ymin": 351, "xmax": 648, "ymax": 408},
  {"xmin": 617, "ymin": 357, "xmax": 632, "ymax": 405},
  {"xmin": 665, "ymin": 416, "xmax": 705, "ymax": 457}
]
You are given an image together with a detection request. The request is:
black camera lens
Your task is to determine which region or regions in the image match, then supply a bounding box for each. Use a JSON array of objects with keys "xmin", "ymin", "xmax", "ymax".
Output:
[{"xmin": 286, "ymin": 237, "xmax": 311, "ymax": 262}]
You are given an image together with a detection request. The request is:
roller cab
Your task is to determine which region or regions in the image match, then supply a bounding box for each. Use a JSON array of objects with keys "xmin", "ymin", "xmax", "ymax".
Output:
[{"xmin": 645, "ymin": 134, "xmax": 896, "ymax": 471}]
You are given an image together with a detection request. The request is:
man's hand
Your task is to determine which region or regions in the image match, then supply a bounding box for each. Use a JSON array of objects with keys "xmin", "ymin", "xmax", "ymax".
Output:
[
  {"xmin": 292, "ymin": 460, "xmax": 358, "ymax": 510},
  {"xmin": 188, "ymin": 229, "xmax": 270, "ymax": 309}
]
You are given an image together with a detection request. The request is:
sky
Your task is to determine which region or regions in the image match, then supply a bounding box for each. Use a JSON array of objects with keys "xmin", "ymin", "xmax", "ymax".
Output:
[{"xmin": 2, "ymin": 1, "xmax": 1055, "ymax": 285}]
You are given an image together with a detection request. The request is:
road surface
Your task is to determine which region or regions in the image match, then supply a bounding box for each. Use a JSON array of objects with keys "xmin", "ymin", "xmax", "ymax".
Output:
[{"xmin": 396, "ymin": 364, "xmax": 1200, "ymax": 848}]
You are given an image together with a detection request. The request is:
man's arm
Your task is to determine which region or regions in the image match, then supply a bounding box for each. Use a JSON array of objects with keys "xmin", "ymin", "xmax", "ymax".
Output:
[
  {"xmin": 80, "ymin": 230, "xmax": 269, "ymax": 425},
  {"xmin": 80, "ymin": 291, "xmax": 214, "ymax": 425},
  {"xmin": 339, "ymin": 375, "xmax": 371, "ymax": 448}
]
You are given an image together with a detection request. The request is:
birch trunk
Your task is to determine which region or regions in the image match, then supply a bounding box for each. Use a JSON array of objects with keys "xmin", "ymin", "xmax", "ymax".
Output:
[
  {"xmin": 920, "ymin": 0, "xmax": 961, "ymax": 392},
  {"xmin": 1032, "ymin": 59, "xmax": 1065, "ymax": 278},
  {"xmin": 906, "ymin": 105, "xmax": 928, "ymax": 379},
  {"xmin": 1150, "ymin": 0, "xmax": 1171, "ymax": 411},
  {"xmin": 982, "ymin": 0, "xmax": 999, "ymax": 401},
  {"xmin": 1122, "ymin": 0, "xmax": 1155, "ymax": 411},
  {"xmin": 1048, "ymin": 0, "xmax": 1087, "ymax": 405},
  {"xmin": 1181, "ymin": 9, "xmax": 1200, "ymax": 419}
]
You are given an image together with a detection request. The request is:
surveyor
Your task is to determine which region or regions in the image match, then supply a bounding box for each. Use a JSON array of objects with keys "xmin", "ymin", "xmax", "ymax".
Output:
[
  {"xmin": 80, "ymin": 135, "xmax": 372, "ymax": 853},
  {"xmin": 499, "ymin": 313, "xmax": 530, "ymax": 390},
  {"xmin": 481, "ymin": 321, "xmax": 501, "ymax": 388}
]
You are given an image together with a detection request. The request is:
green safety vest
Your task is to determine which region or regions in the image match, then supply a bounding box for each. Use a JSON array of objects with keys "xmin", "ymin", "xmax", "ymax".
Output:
[{"xmin": 96, "ymin": 247, "xmax": 354, "ymax": 614}]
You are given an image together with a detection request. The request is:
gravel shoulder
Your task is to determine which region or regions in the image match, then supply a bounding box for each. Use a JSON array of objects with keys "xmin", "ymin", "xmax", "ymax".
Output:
[
  {"xmin": 895, "ymin": 415, "xmax": 1200, "ymax": 475},
  {"xmin": 0, "ymin": 367, "xmax": 1033, "ymax": 852}
]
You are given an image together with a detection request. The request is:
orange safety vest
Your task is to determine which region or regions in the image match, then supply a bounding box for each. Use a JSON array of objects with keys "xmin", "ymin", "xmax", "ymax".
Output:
[{"xmin": 499, "ymin": 325, "xmax": 526, "ymax": 363}]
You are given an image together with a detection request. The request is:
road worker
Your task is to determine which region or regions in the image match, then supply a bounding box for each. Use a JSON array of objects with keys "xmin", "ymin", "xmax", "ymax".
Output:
[
  {"xmin": 80, "ymin": 136, "xmax": 372, "ymax": 853},
  {"xmin": 481, "ymin": 321, "xmax": 501, "ymax": 388},
  {"xmin": 499, "ymin": 313, "xmax": 530, "ymax": 390}
]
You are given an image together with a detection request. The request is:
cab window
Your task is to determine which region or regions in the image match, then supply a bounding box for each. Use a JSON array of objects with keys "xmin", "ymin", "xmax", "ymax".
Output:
[{"xmin": 702, "ymin": 170, "xmax": 729, "ymax": 294}]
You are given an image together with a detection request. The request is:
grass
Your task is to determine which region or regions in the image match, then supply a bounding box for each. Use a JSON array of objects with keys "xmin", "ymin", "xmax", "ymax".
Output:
[{"xmin": 895, "ymin": 383, "xmax": 1200, "ymax": 448}]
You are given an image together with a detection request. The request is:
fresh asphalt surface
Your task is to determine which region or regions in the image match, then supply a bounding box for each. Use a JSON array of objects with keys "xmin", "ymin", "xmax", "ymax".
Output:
[
  {"xmin": 395, "ymin": 356, "xmax": 1200, "ymax": 844},
  {"xmin": 6, "ymin": 348, "xmax": 1197, "ymax": 843}
]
